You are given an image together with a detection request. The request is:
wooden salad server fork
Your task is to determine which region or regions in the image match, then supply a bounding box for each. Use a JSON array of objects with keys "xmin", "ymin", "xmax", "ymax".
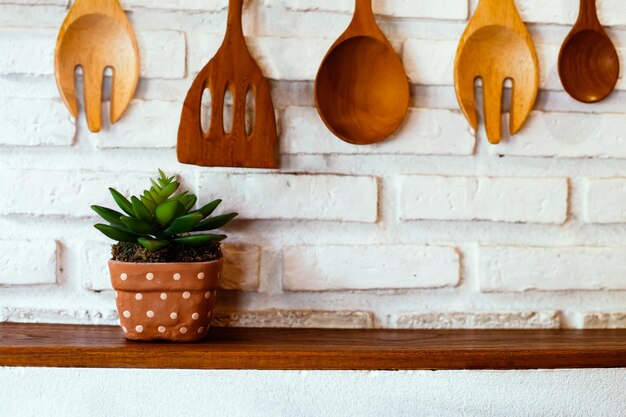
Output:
[
  {"xmin": 55, "ymin": 0, "xmax": 139, "ymax": 133},
  {"xmin": 455, "ymin": 0, "xmax": 539, "ymax": 144}
]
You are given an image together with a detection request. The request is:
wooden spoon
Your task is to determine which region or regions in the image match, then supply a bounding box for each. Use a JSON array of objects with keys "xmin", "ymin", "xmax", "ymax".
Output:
[
  {"xmin": 558, "ymin": 0, "xmax": 619, "ymax": 103},
  {"xmin": 314, "ymin": 0, "xmax": 409, "ymax": 145},
  {"xmin": 454, "ymin": 0, "xmax": 538, "ymax": 144},
  {"xmin": 55, "ymin": 0, "xmax": 139, "ymax": 133},
  {"xmin": 178, "ymin": 0, "xmax": 277, "ymax": 168}
]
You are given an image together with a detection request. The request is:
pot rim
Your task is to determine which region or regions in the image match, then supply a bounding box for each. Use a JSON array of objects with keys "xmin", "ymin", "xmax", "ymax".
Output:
[{"xmin": 108, "ymin": 258, "xmax": 223, "ymax": 266}]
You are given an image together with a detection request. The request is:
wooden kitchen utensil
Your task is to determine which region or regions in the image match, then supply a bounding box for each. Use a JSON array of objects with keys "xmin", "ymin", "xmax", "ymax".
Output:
[
  {"xmin": 177, "ymin": 0, "xmax": 277, "ymax": 169},
  {"xmin": 558, "ymin": 0, "xmax": 619, "ymax": 103},
  {"xmin": 455, "ymin": 0, "xmax": 539, "ymax": 145},
  {"xmin": 314, "ymin": 0, "xmax": 409, "ymax": 145},
  {"xmin": 55, "ymin": 0, "xmax": 139, "ymax": 133}
]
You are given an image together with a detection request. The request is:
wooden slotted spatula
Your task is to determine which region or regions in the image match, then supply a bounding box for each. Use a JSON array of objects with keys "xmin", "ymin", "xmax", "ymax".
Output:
[
  {"xmin": 455, "ymin": 0, "xmax": 539, "ymax": 144},
  {"xmin": 55, "ymin": 0, "xmax": 139, "ymax": 133},
  {"xmin": 177, "ymin": 0, "xmax": 278, "ymax": 169}
]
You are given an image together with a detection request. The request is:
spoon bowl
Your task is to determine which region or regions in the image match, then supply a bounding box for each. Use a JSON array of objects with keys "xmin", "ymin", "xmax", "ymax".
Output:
[
  {"xmin": 315, "ymin": 36, "xmax": 409, "ymax": 144},
  {"xmin": 558, "ymin": 0, "xmax": 619, "ymax": 103}
]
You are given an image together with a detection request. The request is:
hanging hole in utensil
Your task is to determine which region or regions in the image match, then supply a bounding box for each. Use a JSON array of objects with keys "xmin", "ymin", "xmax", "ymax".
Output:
[
  {"xmin": 200, "ymin": 87, "xmax": 212, "ymax": 134},
  {"xmin": 244, "ymin": 87, "xmax": 255, "ymax": 137},
  {"xmin": 223, "ymin": 84, "xmax": 234, "ymax": 135}
]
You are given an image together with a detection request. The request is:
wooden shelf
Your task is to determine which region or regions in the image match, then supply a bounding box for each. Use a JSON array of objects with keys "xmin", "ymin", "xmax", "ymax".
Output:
[{"xmin": 1, "ymin": 323, "xmax": 626, "ymax": 370}]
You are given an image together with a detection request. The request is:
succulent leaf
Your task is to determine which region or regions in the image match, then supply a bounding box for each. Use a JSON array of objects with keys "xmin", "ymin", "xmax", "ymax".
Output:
[
  {"xmin": 155, "ymin": 200, "xmax": 185, "ymax": 226},
  {"xmin": 91, "ymin": 205, "xmax": 124, "ymax": 226},
  {"xmin": 141, "ymin": 196, "xmax": 156, "ymax": 214},
  {"xmin": 94, "ymin": 224, "xmax": 139, "ymax": 243},
  {"xmin": 120, "ymin": 216, "xmax": 157, "ymax": 235},
  {"xmin": 172, "ymin": 234, "xmax": 226, "ymax": 246},
  {"xmin": 109, "ymin": 188, "xmax": 135, "ymax": 216},
  {"xmin": 149, "ymin": 187, "xmax": 165, "ymax": 204},
  {"xmin": 193, "ymin": 213, "xmax": 238, "ymax": 231},
  {"xmin": 159, "ymin": 181, "xmax": 179, "ymax": 199},
  {"xmin": 183, "ymin": 194, "xmax": 198, "ymax": 212},
  {"xmin": 196, "ymin": 199, "xmax": 222, "ymax": 218},
  {"xmin": 162, "ymin": 212, "xmax": 204, "ymax": 235},
  {"xmin": 138, "ymin": 237, "xmax": 169, "ymax": 251},
  {"xmin": 131, "ymin": 196, "xmax": 153, "ymax": 222}
]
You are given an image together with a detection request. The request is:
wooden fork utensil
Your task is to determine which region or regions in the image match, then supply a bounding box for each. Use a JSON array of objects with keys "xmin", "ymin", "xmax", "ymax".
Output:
[
  {"xmin": 455, "ymin": 0, "xmax": 539, "ymax": 144},
  {"xmin": 55, "ymin": 0, "xmax": 139, "ymax": 133}
]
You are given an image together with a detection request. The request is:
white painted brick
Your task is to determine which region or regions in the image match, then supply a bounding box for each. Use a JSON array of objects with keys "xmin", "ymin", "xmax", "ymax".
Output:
[
  {"xmin": 4, "ymin": 307, "xmax": 118, "ymax": 325},
  {"xmin": 580, "ymin": 312, "xmax": 626, "ymax": 329},
  {"xmin": 212, "ymin": 309, "xmax": 373, "ymax": 328},
  {"xmin": 136, "ymin": 31, "xmax": 186, "ymax": 79},
  {"xmin": 198, "ymin": 173, "xmax": 378, "ymax": 223},
  {"xmin": 399, "ymin": 176, "xmax": 568, "ymax": 224},
  {"xmin": 584, "ymin": 178, "xmax": 626, "ymax": 224},
  {"xmin": 480, "ymin": 246, "xmax": 626, "ymax": 292},
  {"xmin": 83, "ymin": 242, "xmax": 261, "ymax": 292},
  {"xmin": 517, "ymin": 0, "xmax": 626, "ymax": 27},
  {"xmin": 0, "ymin": 98, "xmax": 75, "ymax": 146},
  {"xmin": 282, "ymin": 106, "xmax": 475, "ymax": 156},
  {"xmin": 0, "ymin": 28, "xmax": 185, "ymax": 79},
  {"xmin": 91, "ymin": 99, "xmax": 179, "ymax": 148},
  {"xmin": 395, "ymin": 311, "xmax": 561, "ymax": 329},
  {"xmin": 489, "ymin": 112, "xmax": 626, "ymax": 159},
  {"xmin": 0, "ymin": 170, "xmax": 149, "ymax": 217},
  {"xmin": 0, "ymin": 240, "xmax": 57, "ymax": 286},
  {"xmin": 0, "ymin": 0, "xmax": 67, "ymax": 5},
  {"xmin": 123, "ymin": 0, "xmax": 227, "ymax": 11},
  {"xmin": 0, "ymin": 28, "xmax": 55, "ymax": 76},
  {"xmin": 284, "ymin": 0, "xmax": 469, "ymax": 20},
  {"xmin": 283, "ymin": 245, "xmax": 459, "ymax": 291},
  {"xmin": 403, "ymin": 39, "xmax": 456, "ymax": 86}
]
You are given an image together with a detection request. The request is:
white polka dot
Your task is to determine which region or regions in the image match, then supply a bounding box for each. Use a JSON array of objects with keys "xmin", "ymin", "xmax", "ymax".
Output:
[
  {"xmin": 197, "ymin": 272, "xmax": 205, "ymax": 280},
  {"xmin": 170, "ymin": 312, "xmax": 178, "ymax": 320},
  {"xmin": 135, "ymin": 325, "xmax": 143, "ymax": 333},
  {"xmin": 115, "ymin": 291, "xmax": 118, "ymax": 298},
  {"xmin": 158, "ymin": 326, "xmax": 166, "ymax": 333},
  {"xmin": 160, "ymin": 293, "xmax": 167, "ymax": 300},
  {"xmin": 135, "ymin": 293, "xmax": 143, "ymax": 300},
  {"xmin": 180, "ymin": 327, "xmax": 188, "ymax": 334},
  {"xmin": 122, "ymin": 310, "xmax": 131, "ymax": 318},
  {"xmin": 204, "ymin": 291, "xmax": 211, "ymax": 299},
  {"xmin": 120, "ymin": 273, "xmax": 128, "ymax": 281},
  {"xmin": 146, "ymin": 310, "xmax": 155, "ymax": 318},
  {"xmin": 173, "ymin": 273, "xmax": 181, "ymax": 281},
  {"xmin": 192, "ymin": 313, "xmax": 199, "ymax": 320},
  {"xmin": 198, "ymin": 327, "xmax": 205, "ymax": 333},
  {"xmin": 183, "ymin": 291, "xmax": 191, "ymax": 299},
  {"xmin": 146, "ymin": 272, "xmax": 154, "ymax": 281},
  {"xmin": 122, "ymin": 326, "xmax": 128, "ymax": 333}
]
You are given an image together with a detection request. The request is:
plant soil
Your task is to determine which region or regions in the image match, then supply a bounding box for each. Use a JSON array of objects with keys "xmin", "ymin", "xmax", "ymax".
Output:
[{"xmin": 111, "ymin": 242, "xmax": 222, "ymax": 263}]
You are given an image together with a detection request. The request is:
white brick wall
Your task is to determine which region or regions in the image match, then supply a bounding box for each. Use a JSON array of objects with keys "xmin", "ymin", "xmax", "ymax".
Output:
[{"xmin": 2, "ymin": 0, "xmax": 626, "ymax": 329}]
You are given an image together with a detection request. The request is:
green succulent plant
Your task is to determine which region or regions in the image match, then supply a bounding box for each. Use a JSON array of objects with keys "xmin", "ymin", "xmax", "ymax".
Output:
[{"xmin": 92, "ymin": 170, "xmax": 237, "ymax": 251}]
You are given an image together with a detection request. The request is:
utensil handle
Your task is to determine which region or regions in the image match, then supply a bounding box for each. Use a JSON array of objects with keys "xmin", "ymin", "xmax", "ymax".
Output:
[
  {"xmin": 577, "ymin": 0, "xmax": 601, "ymax": 28},
  {"xmin": 353, "ymin": 0, "xmax": 375, "ymax": 22},
  {"xmin": 225, "ymin": 0, "xmax": 244, "ymax": 40}
]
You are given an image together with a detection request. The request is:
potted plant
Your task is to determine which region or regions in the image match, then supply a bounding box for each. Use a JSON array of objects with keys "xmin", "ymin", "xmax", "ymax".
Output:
[{"xmin": 91, "ymin": 170, "xmax": 237, "ymax": 342}]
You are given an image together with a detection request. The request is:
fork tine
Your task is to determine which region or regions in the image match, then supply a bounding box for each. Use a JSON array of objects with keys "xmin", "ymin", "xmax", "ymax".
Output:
[
  {"xmin": 455, "ymin": 72, "xmax": 478, "ymax": 131},
  {"xmin": 83, "ymin": 64, "xmax": 104, "ymax": 133},
  {"xmin": 110, "ymin": 66, "xmax": 137, "ymax": 124},
  {"xmin": 483, "ymin": 76, "xmax": 504, "ymax": 144},
  {"xmin": 509, "ymin": 78, "xmax": 536, "ymax": 135},
  {"xmin": 55, "ymin": 58, "xmax": 78, "ymax": 119}
]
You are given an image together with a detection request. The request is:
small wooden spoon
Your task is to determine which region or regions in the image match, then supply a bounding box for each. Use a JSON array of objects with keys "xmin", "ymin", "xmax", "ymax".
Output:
[
  {"xmin": 558, "ymin": 0, "xmax": 619, "ymax": 103},
  {"xmin": 55, "ymin": 0, "xmax": 139, "ymax": 133},
  {"xmin": 314, "ymin": 0, "xmax": 409, "ymax": 145}
]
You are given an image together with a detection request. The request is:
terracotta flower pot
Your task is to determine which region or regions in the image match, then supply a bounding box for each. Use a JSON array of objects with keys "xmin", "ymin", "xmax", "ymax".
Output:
[{"xmin": 108, "ymin": 259, "xmax": 222, "ymax": 342}]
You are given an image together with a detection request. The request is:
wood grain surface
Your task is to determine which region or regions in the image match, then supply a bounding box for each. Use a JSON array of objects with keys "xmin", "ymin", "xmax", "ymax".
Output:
[
  {"xmin": 1, "ymin": 323, "xmax": 626, "ymax": 370},
  {"xmin": 55, "ymin": 0, "xmax": 139, "ymax": 133},
  {"xmin": 314, "ymin": 0, "xmax": 409, "ymax": 145},
  {"xmin": 455, "ymin": 0, "xmax": 538, "ymax": 144},
  {"xmin": 177, "ymin": 0, "xmax": 278, "ymax": 169}
]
